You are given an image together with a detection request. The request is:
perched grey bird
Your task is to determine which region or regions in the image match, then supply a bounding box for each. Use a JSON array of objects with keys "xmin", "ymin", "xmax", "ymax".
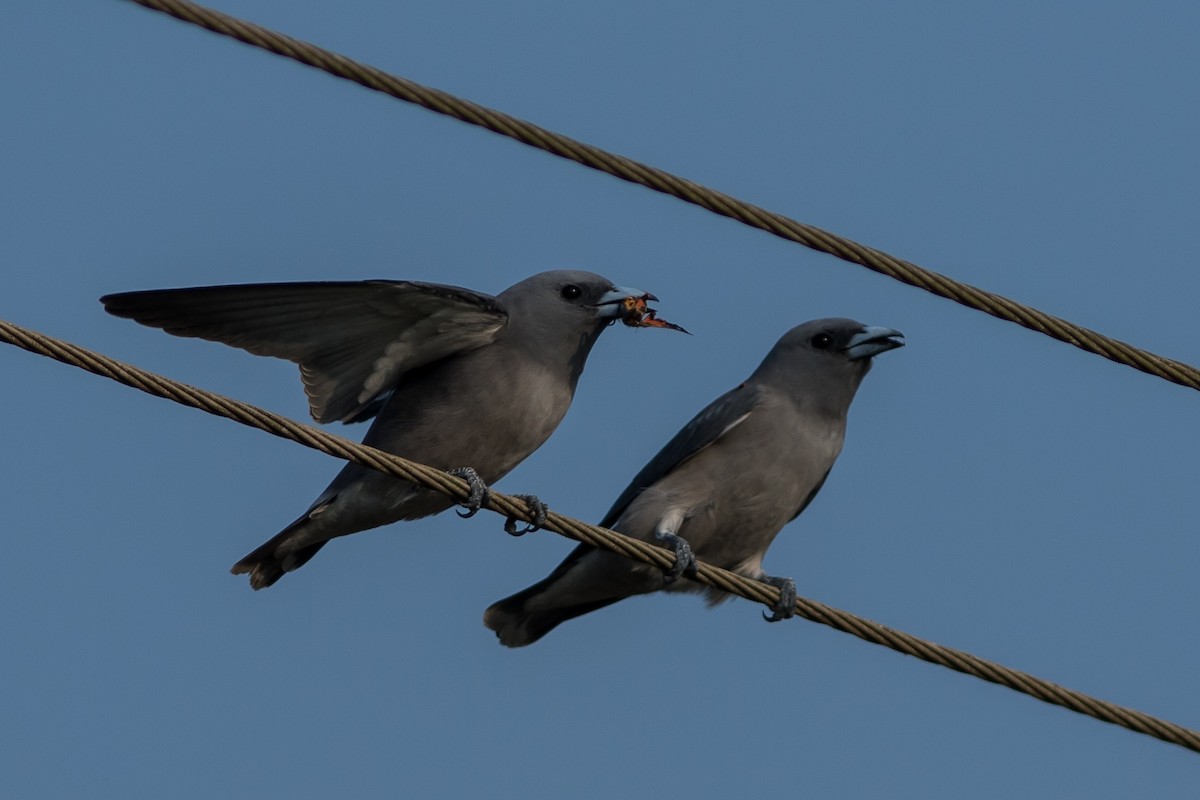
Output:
[
  {"xmin": 485, "ymin": 318, "xmax": 903, "ymax": 647},
  {"xmin": 102, "ymin": 270, "xmax": 681, "ymax": 589}
]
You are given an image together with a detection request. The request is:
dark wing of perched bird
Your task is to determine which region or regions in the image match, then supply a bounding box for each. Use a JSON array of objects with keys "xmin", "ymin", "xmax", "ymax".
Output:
[
  {"xmin": 598, "ymin": 381, "xmax": 762, "ymax": 529},
  {"xmin": 102, "ymin": 281, "xmax": 507, "ymax": 423}
]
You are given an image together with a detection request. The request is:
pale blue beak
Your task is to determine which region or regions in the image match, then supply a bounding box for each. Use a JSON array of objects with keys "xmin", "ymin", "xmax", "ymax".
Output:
[
  {"xmin": 845, "ymin": 326, "xmax": 905, "ymax": 360},
  {"xmin": 594, "ymin": 285, "xmax": 657, "ymax": 319}
]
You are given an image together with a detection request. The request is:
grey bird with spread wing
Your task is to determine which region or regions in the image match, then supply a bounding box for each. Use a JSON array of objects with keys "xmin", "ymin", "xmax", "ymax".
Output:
[
  {"xmin": 102, "ymin": 270, "xmax": 683, "ymax": 589},
  {"xmin": 484, "ymin": 318, "xmax": 903, "ymax": 647}
]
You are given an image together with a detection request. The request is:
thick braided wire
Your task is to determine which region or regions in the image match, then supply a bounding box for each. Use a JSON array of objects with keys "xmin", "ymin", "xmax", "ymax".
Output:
[
  {"xmin": 118, "ymin": 0, "xmax": 1200, "ymax": 393},
  {"xmin": 2, "ymin": 316, "xmax": 1197, "ymax": 754}
]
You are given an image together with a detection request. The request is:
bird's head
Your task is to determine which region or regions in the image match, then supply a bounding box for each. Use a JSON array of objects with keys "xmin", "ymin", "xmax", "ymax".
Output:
[
  {"xmin": 755, "ymin": 318, "xmax": 904, "ymax": 413},
  {"xmin": 498, "ymin": 270, "xmax": 686, "ymax": 337},
  {"xmin": 496, "ymin": 270, "xmax": 685, "ymax": 384}
]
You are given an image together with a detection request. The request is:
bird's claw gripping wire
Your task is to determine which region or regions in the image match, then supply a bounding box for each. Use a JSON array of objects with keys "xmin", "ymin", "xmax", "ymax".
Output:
[
  {"xmin": 504, "ymin": 494, "xmax": 548, "ymax": 536},
  {"xmin": 449, "ymin": 467, "xmax": 489, "ymax": 518},
  {"xmin": 655, "ymin": 531, "xmax": 697, "ymax": 584},
  {"xmin": 760, "ymin": 575, "xmax": 797, "ymax": 622}
]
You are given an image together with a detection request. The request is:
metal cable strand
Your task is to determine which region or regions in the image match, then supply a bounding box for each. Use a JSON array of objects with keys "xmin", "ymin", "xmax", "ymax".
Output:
[
  {"xmin": 120, "ymin": 0, "xmax": 1200, "ymax": 393},
  {"xmin": 3, "ymin": 317, "xmax": 1197, "ymax": 753}
]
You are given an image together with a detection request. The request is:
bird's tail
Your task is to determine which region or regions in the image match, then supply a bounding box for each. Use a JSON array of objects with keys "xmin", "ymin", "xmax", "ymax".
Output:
[
  {"xmin": 484, "ymin": 545, "xmax": 624, "ymax": 647},
  {"xmin": 484, "ymin": 586, "xmax": 621, "ymax": 648},
  {"xmin": 230, "ymin": 513, "xmax": 329, "ymax": 590}
]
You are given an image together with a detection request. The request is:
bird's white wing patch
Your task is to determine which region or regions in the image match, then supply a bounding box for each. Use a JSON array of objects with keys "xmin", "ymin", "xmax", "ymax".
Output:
[{"xmin": 716, "ymin": 411, "xmax": 751, "ymax": 441}]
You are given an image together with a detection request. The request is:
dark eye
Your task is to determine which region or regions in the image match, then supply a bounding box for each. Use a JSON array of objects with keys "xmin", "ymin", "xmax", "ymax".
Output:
[
  {"xmin": 560, "ymin": 284, "xmax": 583, "ymax": 300},
  {"xmin": 811, "ymin": 333, "xmax": 833, "ymax": 350}
]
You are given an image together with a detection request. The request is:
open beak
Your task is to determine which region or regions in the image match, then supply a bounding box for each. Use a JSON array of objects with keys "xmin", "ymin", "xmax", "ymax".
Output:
[
  {"xmin": 595, "ymin": 286, "xmax": 688, "ymax": 334},
  {"xmin": 594, "ymin": 286, "xmax": 658, "ymax": 318},
  {"xmin": 845, "ymin": 326, "xmax": 905, "ymax": 360}
]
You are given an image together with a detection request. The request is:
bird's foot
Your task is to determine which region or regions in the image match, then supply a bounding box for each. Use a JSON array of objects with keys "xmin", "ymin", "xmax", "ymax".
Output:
[
  {"xmin": 655, "ymin": 531, "xmax": 697, "ymax": 584},
  {"xmin": 504, "ymin": 494, "xmax": 548, "ymax": 536},
  {"xmin": 449, "ymin": 467, "xmax": 490, "ymax": 518},
  {"xmin": 760, "ymin": 574, "xmax": 797, "ymax": 622}
]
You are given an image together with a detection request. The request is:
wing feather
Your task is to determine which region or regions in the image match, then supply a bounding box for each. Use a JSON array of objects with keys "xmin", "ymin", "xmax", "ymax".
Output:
[
  {"xmin": 598, "ymin": 382, "xmax": 762, "ymax": 528},
  {"xmin": 101, "ymin": 280, "xmax": 507, "ymax": 423}
]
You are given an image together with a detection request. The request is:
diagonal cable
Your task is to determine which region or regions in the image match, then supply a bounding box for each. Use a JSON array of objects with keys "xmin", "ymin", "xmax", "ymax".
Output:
[
  {"xmin": 2, "ymin": 316, "xmax": 1198, "ymax": 754},
  {"xmin": 117, "ymin": 0, "xmax": 1200, "ymax": 394}
]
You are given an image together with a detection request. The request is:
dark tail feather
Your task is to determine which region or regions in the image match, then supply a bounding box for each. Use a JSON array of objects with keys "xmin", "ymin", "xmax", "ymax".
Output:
[
  {"xmin": 230, "ymin": 516, "xmax": 328, "ymax": 590},
  {"xmin": 484, "ymin": 588, "xmax": 622, "ymax": 648},
  {"xmin": 484, "ymin": 546, "xmax": 623, "ymax": 647}
]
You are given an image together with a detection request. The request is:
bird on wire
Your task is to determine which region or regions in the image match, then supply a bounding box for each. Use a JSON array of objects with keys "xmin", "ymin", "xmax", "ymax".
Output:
[
  {"xmin": 485, "ymin": 318, "xmax": 903, "ymax": 646},
  {"xmin": 102, "ymin": 270, "xmax": 685, "ymax": 589}
]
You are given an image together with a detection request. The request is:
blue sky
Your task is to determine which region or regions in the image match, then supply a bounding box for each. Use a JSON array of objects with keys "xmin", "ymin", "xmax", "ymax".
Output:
[{"xmin": 4, "ymin": 1, "xmax": 1199, "ymax": 796}]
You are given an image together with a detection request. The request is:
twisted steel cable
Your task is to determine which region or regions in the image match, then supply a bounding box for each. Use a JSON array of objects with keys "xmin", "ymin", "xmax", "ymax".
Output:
[
  {"xmin": 117, "ymin": 0, "xmax": 1200, "ymax": 394},
  {"xmin": 2, "ymin": 316, "xmax": 1197, "ymax": 754}
]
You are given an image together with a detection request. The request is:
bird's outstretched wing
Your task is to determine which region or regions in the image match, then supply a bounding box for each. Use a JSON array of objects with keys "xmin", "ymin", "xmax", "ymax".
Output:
[
  {"xmin": 102, "ymin": 280, "xmax": 507, "ymax": 423},
  {"xmin": 599, "ymin": 381, "xmax": 762, "ymax": 529}
]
